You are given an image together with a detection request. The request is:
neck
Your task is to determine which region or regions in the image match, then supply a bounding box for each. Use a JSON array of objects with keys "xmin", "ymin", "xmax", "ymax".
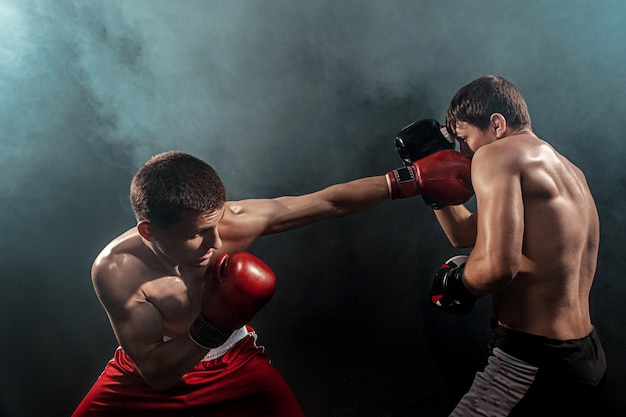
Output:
[
  {"xmin": 143, "ymin": 240, "xmax": 182, "ymax": 276},
  {"xmin": 511, "ymin": 126, "xmax": 532, "ymax": 136}
]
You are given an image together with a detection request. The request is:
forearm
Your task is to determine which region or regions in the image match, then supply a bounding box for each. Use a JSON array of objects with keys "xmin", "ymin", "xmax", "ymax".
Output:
[
  {"xmin": 323, "ymin": 176, "xmax": 390, "ymax": 216},
  {"xmin": 255, "ymin": 176, "xmax": 389, "ymax": 235},
  {"xmin": 434, "ymin": 205, "xmax": 477, "ymax": 248},
  {"xmin": 463, "ymin": 252, "xmax": 516, "ymax": 296}
]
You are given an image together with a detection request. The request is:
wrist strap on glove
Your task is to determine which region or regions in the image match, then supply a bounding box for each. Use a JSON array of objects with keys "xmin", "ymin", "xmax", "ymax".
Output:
[
  {"xmin": 431, "ymin": 261, "xmax": 477, "ymax": 315},
  {"xmin": 386, "ymin": 167, "xmax": 420, "ymax": 199},
  {"xmin": 189, "ymin": 315, "xmax": 234, "ymax": 349}
]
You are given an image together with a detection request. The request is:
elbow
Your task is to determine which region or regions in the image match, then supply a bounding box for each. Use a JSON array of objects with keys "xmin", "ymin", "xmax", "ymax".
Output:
[
  {"xmin": 466, "ymin": 257, "xmax": 518, "ymax": 296},
  {"xmin": 485, "ymin": 258, "xmax": 518, "ymax": 281},
  {"xmin": 492, "ymin": 273, "xmax": 516, "ymax": 288},
  {"xmin": 487, "ymin": 258, "xmax": 518, "ymax": 278},
  {"xmin": 485, "ymin": 265, "xmax": 518, "ymax": 291}
]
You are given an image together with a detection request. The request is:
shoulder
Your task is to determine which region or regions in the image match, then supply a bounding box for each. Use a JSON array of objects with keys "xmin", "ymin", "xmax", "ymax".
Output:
[
  {"xmin": 91, "ymin": 229, "xmax": 153, "ymax": 301},
  {"xmin": 471, "ymin": 140, "xmax": 518, "ymax": 183},
  {"xmin": 222, "ymin": 198, "xmax": 289, "ymax": 228},
  {"xmin": 472, "ymin": 134, "xmax": 544, "ymax": 174},
  {"xmin": 218, "ymin": 200, "xmax": 273, "ymax": 251}
]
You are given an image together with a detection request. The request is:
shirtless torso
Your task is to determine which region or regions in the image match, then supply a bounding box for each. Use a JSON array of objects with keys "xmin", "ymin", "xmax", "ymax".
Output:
[
  {"xmin": 437, "ymin": 129, "xmax": 598, "ymax": 340},
  {"xmin": 90, "ymin": 177, "xmax": 390, "ymax": 388}
]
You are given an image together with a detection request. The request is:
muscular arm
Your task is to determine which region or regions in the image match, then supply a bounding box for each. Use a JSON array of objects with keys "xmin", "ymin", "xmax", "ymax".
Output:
[
  {"xmin": 93, "ymin": 176, "xmax": 389, "ymax": 387},
  {"xmin": 92, "ymin": 254, "xmax": 208, "ymax": 389},
  {"xmin": 462, "ymin": 144, "xmax": 524, "ymax": 296},
  {"xmin": 220, "ymin": 176, "xmax": 390, "ymax": 247}
]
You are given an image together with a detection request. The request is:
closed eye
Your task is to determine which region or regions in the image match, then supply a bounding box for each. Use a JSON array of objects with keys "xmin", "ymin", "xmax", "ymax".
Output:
[{"xmin": 192, "ymin": 227, "xmax": 215, "ymax": 237}]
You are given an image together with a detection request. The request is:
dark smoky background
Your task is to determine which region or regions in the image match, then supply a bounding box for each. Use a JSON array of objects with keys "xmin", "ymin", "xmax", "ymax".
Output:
[{"xmin": 1, "ymin": 1, "xmax": 624, "ymax": 416}]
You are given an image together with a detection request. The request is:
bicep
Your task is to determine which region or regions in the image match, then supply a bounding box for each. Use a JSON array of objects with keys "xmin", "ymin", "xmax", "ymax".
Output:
[
  {"xmin": 93, "ymin": 270, "xmax": 164, "ymax": 362},
  {"xmin": 221, "ymin": 176, "xmax": 388, "ymax": 241},
  {"xmin": 223, "ymin": 194, "xmax": 335, "ymax": 239}
]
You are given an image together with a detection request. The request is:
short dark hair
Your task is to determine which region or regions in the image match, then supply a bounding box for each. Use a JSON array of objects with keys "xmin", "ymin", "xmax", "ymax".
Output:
[
  {"xmin": 130, "ymin": 151, "xmax": 226, "ymax": 228},
  {"xmin": 446, "ymin": 75, "xmax": 531, "ymax": 134}
]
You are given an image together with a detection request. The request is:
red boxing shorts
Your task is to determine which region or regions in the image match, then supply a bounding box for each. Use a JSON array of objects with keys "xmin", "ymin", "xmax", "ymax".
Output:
[{"xmin": 72, "ymin": 328, "xmax": 304, "ymax": 417}]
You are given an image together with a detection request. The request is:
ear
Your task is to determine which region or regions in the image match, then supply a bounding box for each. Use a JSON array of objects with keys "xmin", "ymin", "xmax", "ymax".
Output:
[
  {"xmin": 489, "ymin": 113, "xmax": 507, "ymax": 138},
  {"xmin": 137, "ymin": 220, "xmax": 157, "ymax": 242}
]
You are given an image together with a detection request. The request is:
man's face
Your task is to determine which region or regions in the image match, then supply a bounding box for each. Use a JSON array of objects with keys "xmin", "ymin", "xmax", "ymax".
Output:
[
  {"xmin": 151, "ymin": 208, "xmax": 224, "ymax": 268},
  {"xmin": 453, "ymin": 121, "xmax": 496, "ymax": 158}
]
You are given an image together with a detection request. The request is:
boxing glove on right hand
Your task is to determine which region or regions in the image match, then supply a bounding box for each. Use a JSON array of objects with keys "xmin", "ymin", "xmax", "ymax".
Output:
[
  {"xmin": 386, "ymin": 149, "xmax": 473, "ymax": 205},
  {"xmin": 189, "ymin": 252, "xmax": 277, "ymax": 349}
]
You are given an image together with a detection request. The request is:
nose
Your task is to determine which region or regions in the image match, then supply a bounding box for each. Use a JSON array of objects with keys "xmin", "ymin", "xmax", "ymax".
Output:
[
  {"xmin": 203, "ymin": 228, "xmax": 222, "ymax": 251},
  {"xmin": 459, "ymin": 141, "xmax": 473, "ymax": 159},
  {"xmin": 212, "ymin": 229, "xmax": 223, "ymax": 250}
]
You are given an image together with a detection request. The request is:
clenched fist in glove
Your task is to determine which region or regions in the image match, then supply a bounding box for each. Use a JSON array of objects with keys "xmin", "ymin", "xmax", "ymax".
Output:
[
  {"xmin": 431, "ymin": 255, "xmax": 477, "ymax": 315},
  {"xmin": 395, "ymin": 118, "xmax": 455, "ymax": 166},
  {"xmin": 386, "ymin": 149, "xmax": 473, "ymax": 206},
  {"xmin": 189, "ymin": 252, "xmax": 277, "ymax": 349}
]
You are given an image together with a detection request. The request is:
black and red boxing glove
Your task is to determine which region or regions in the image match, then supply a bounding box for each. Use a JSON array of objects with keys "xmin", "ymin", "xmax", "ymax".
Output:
[
  {"xmin": 386, "ymin": 149, "xmax": 473, "ymax": 206},
  {"xmin": 189, "ymin": 252, "xmax": 277, "ymax": 349},
  {"xmin": 430, "ymin": 255, "xmax": 477, "ymax": 315},
  {"xmin": 395, "ymin": 118, "xmax": 455, "ymax": 166}
]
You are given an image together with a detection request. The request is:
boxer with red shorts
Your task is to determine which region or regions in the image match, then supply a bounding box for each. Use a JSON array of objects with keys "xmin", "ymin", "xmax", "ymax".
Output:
[
  {"xmin": 73, "ymin": 143, "xmax": 472, "ymax": 416},
  {"xmin": 73, "ymin": 327, "xmax": 303, "ymax": 417}
]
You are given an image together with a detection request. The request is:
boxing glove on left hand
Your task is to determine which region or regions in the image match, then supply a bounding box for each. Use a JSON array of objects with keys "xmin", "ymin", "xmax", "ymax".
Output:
[
  {"xmin": 189, "ymin": 252, "xmax": 277, "ymax": 349},
  {"xmin": 431, "ymin": 255, "xmax": 477, "ymax": 315},
  {"xmin": 394, "ymin": 118, "xmax": 454, "ymax": 166}
]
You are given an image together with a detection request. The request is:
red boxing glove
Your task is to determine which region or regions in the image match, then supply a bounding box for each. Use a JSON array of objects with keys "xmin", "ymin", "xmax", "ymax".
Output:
[
  {"xmin": 189, "ymin": 252, "xmax": 277, "ymax": 349},
  {"xmin": 386, "ymin": 149, "xmax": 473, "ymax": 206}
]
